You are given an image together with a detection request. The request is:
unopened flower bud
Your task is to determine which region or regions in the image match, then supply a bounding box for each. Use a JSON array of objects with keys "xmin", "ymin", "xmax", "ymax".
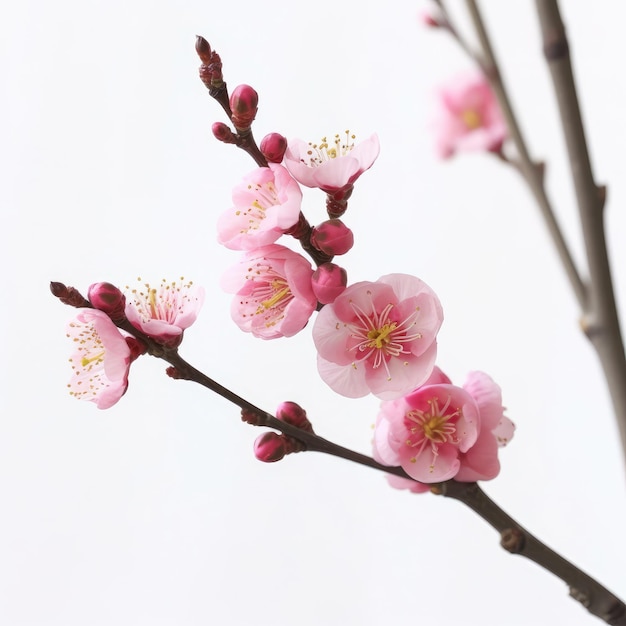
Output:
[
  {"xmin": 260, "ymin": 133, "xmax": 288, "ymax": 163},
  {"xmin": 310, "ymin": 219, "xmax": 354, "ymax": 256},
  {"xmin": 195, "ymin": 35, "xmax": 212, "ymax": 64},
  {"xmin": 276, "ymin": 401, "xmax": 313, "ymax": 432},
  {"xmin": 88, "ymin": 282, "xmax": 126, "ymax": 320},
  {"xmin": 212, "ymin": 122, "xmax": 237, "ymax": 144},
  {"xmin": 254, "ymin": 432, "xmax": 287, "ymax": 462},
  {"xmin": 311, "ymin": 263, "xmax": 348, "ymax": 304},
  {"xmin": 229, "ymin": 84, "xmax": 258, "ymax": 131}
]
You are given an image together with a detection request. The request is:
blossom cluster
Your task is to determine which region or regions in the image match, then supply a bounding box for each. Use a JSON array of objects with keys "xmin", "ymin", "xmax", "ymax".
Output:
[
  {"xmin": 65, "ymin": 279, "xmax": 204, "ymax": 409},
  {"xmin": 214, "ymin": 126, "xmax": 450, "ymax": 402},
  {"xmin": 58, "ymin": 39, "xmax": 514, "ymax": 493}
]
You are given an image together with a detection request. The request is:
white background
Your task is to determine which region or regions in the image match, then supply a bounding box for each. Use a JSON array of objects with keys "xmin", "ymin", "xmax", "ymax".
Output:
[{"xmin": 2, "ymin": 1, "xmax": 626, "ymax": 625}]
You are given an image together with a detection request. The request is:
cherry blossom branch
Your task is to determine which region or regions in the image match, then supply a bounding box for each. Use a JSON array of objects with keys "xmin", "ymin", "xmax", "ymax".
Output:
[
  {"xmin": 52, "ymin": 279, "xmax": 626, "ymax": 623},
  {"xmin": 144, "ymin": 342, "xmax": 626, "ymax": 623},
  {"xmin": 533, "ymin": 0, "xmax": 626, "ymax": 469},
  {"xmin": 459, "ymin": 0, "xmax": 587, "ymax": 309}
]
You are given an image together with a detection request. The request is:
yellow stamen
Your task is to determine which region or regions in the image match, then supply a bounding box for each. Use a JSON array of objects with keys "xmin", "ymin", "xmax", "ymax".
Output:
[
  {"xmin": 462, "ymin": 109, "xmax": 481, "ymax": 129},
  {"xmin": 81, "ymin": 351, "xmax": 105, "ymax": 367},
  {"xmin": 366, "ymin": 322, "xmax": 397, "ymax": 349}
]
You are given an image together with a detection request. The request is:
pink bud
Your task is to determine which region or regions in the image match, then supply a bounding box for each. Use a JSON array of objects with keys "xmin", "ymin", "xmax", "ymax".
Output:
[
  {"xmin": 254, "ymin": 432, "xmax": 287, "ymax": 462},
  {"xmin": 276, "ymin": 401, "xmax": 313, "ymax": 432},
  {"xmin": 311, "ymin": 263, "xmax": 348, "ymax": 304},
  {"xmin": 229, "ymin": 84, "xmax": 258, "ymax": 131},
  {"xmin": 310, "ymin": 219, "xmax": 354, "ymax": 256},
  {"xmin": 212, "ymin": 122, "xmax": 237, "ymax": 144},
  {"xmin": 88, "ymin": 282, "xmax": 126, "ymax": 320},
  {"xmin": 260, "ymin": 133, "xmax": 288, "ymax": 163}
]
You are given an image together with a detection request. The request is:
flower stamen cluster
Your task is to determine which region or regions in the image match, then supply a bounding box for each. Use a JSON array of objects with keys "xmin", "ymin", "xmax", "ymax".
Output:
[
  {"xmin": 302, "ymin": 131, "xmax": 356, "ymax": 166},
  {"xmin": 348, "ymin": 297, "xmax": 423, "ymax": 379}
]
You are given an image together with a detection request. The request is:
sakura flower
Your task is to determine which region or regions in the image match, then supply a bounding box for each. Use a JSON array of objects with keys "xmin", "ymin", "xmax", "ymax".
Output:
[
  {"xmin": 66, "ymin": 308, "xmax": 132, "ymax": 409},
  {"xmin": 373, "ymin": 383, "xmax": 479, "ymax": 482},
  {"xmin": 221, "ymin": 243, "xmax": 317, "ymax": 339},
  {"xmin": 217, "ymin": 164, "xmax": 303, "ymax": 250},
  {"xmin": 313, "ymin": 273, "xmax": 443, "ymax": 399},
  {"xmin": 433, "ymin": 71, "xmax": 507, "ymax": 158},
  {"xmin": 284, "ymin": 131, "xmax": 380, "ymax": 194},
  {"xmin": 125, "ymin": 278, "xmax": 204, "ymax": 347},
  {"xmin": 373, "ymin": 368, "xmax": 515, "ymax": 484}
]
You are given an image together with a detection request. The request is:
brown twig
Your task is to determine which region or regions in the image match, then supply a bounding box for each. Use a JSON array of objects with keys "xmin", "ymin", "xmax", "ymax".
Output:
[
  {"xmin": 459, "ymin": 0, "xmax": 587, "ymax": 309},
  {"xmin": 533, "ymin": 0, "xmax": 626, "ymax": 468}
]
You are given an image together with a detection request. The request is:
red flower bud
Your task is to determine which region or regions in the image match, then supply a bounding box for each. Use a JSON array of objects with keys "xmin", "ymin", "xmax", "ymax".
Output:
[
  {"xmin": 88, "ymin": 282, "xmax": 126, "ymax": 321},
  {"xmin": 310, "ymin": 219, "xmax": 354, "ymax": 256},
  {"xmin": 260, "ymin": 133, "xmax": 288, "ymax": 163},
  {"xmin": 276, "ymin": 401, "xmax": 313, "ymax": 432},
  {"xmin": 212, "ymin": 122, "xmax": 237, "ymax": 144},
  {"xmin": 311, "ymin": 262, "xmax": 348, "ymax": 304},
  {"xmin": 229, "ymin": 84, "xmax": 258, "ymax": 131},
  {"xmin": 254, "ymin": 432, "xmax": 287, "ymax": 462}
]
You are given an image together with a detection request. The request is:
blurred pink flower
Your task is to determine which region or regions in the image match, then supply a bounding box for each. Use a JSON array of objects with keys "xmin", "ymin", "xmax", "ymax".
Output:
[
  {"xmin": 313, "ymin": 273, "xmax": 443, "ymax": 399},
  {"xmin": 373, "ymin": 368, "xmax": 514, "ymax": 484},
  {"xmin": 221, "ymin": 244, "xmax": 317, "ymax": 339},
  {"xmin": 125, "ymin": 278, "xmax": 204, "ymax": 347},
  {"xmin": 217, "ymin": 164, "xmax": 302, "ymax": 250},
  {"xmin": 284, "ymin": 131, "xmax": 379, "ymax": 193},
  {"xmin": 433, "ymin": 71, "xmax": 507, "ymax": 158},
  {"xmin": 66, "ymin": 308, "xmax": 132, "ymax": 409}
]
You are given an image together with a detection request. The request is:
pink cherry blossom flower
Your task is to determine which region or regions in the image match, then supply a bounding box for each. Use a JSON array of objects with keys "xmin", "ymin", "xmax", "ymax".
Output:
[
  {"xmin": 217, "ymin": 164, "xmax": 303, "ymax": 250},
  {"xmin": 66, "ymin": 308, "xmax": 132, "ymax": 409},
  {"xmin": 373, "ymin": 368, "xmax": 514, "ymax": 484},
  {"xmin": 313, "ymin": 273, "xmax": 443, "ymax": 399},
  {"xmin": 221, "ymin": 244, "xmax": 317, "ymax": 339},
  {"xmin": 284, "ymin": 131, "xmax": 380, "ymax": 193},
  {"xmin": 373, "ymin": 384, "xmax": 480, "ymax": 482},
  {"xmin": 125, "ymin": 278, "xmax": 204, "ymax": 347},
  {"xmin": 433, "ymin": 71, "xmax": 507, "ymax": 158}
]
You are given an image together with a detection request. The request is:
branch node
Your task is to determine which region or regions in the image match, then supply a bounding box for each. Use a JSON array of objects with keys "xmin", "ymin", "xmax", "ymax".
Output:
[
  {"xmin": 543, "ymin": 35, "xmax": 569, "ymax": 61},
  {"xmin": 597, "ymin": 184, "xmax": 607, "ymax": 210},
  {"xmin": 569, "ymin": 586, "xmax": 591, "ymax": 608},
  {"xmin": 500, "ymin": 527, "xmax": 525, "ymax": 553}
]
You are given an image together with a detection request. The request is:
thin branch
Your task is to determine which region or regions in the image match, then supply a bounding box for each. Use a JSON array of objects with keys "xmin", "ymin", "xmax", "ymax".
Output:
[
  {"xmin": 167, "ymin": 348, "xmax": 626, "ymax": 624},
  {"xmin": 461, "ymin": 0, "xmax": 587, "ymax": 309},
  {"xmin": 533, "ymin": 0, "xmax": 626, "ymax": 468},
  {"xmin": 442, "ymin": 481, "xmax": 626, "ymax": 625}
]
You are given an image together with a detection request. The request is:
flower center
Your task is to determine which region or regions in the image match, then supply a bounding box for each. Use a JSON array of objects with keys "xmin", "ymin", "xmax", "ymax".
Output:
[
  {"xmin": 366, "ymin": 323, "xmax": 397, "ymax": 349},
  {"xmin": 81, "ymin": 351, "xmax": 105, "ymax": 368},
  {"xmin": 303, "ymin": 130, "xmax": 356, "ymax": 167},
  {"xmin": 346, "ymin": 291, "xmax": 422, "ymax": 380},
  {"xmin": 128, "ymin": 277, "xmax": 196, "ymax": 324},
  {"xmin": 404, "ymin": 396, "xmax": 461, "ymax": 471},
  {"xmin": 461, "ymin": 109, "xmax": 481, "ymax": 130},
  {"xmin": 260, "ymin": 280, "xmax": 291, "ymax": 311},
  {"xmin": 236, "ymin": 181, "xmax": 278, "ymax": 233}
]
